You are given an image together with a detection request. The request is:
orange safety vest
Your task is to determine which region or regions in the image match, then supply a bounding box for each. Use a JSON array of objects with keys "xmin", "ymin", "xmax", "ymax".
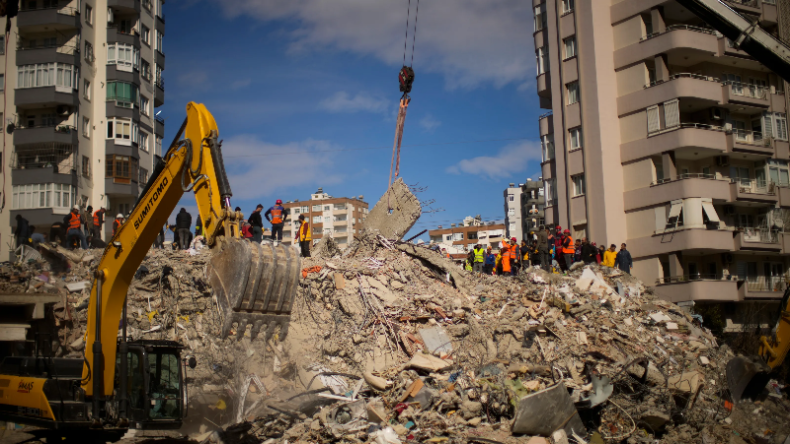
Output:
[
  {"xmin": 271, "ymin": 207, "xmax": 284, "ymax": 224},
  {"xmin": 562, "ymin": 236, "xmax": 575, "ymax": 254},
  {"xmin": 501, "ymin": 245, "xmax": 512, "ymax": 272},
  {"xmin": 68, "ymin": 212, "xmax": 81, "ymax": 230},
  {"xmin": 113, "ymin": 219, "xmax": 122, "ymax": 235},
  {"xmin": 93, "ymin": 211, "xmax": 101, "ymax": 227}
]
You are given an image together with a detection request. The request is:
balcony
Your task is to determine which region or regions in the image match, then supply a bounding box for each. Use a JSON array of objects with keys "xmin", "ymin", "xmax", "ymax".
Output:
[
  {"xmin": 724, "ymin": 0, "xmax": 761, "ymax": 14},
  {"xmin": 154, "ymin": 77, "xmax": 165, "ymax": 107},
  {"xmin": 729, "ymin": 179, "xmax": 778, "ymax": 204},
  {"xmin": 653, "ymin": 275, "xmax": 739, "ymax": 303},
  {"xmin": 629, "ymin": 227, "xmax": 734, "ymax": 258},
  {"xmin": 738, "ymin": 276, "xmax": 786, "ymax": 299},
  {"xmin": 734, "ymin": 228, "xmax": 782, "ymax": 252},
  {"xmin": 15, "ymin": 86, "xmax": 78, "ymax": 109},
  {"xmin": 615, "ymin": 24, "xmax": 718, "ymax": 69},
  {"xmin": 624, "ymin": 174, "xmax": 731, "ymax": 211},
  {"xmin": 11, "ymin": 144, "xmax": 76, "ymax": 187},
  {"xmin": 155, "ymin": 50, "xmax": 165, "ymax": 70},
  {"xmin": 333, "ymin": 219, "xmax": 348, "ymax": 226},
  {"xmin": 727, "ymin": 130, "xmax": 774, "ymax": 156},
  {"xmin": 619, "ymin": 73, "xmax": 721, "ymax": 116},
  {"xmin": 14, "ymin": 125, "xmax": 78, "ymax": 146},
  {"xmin": 16, "ymin": 44, "xmax": 79, "ymax": 66},
  {"xmin": 17, "ymin": 6, "xmax": 80, "ymax": 31},
  {"xmin": 537, "ymin": 73, "xmax": 550, "ymax": 99},
  {"xmin": 621, "ymin": 123, "xmax": 728, "ymax": 163},
  {"xmin": 722, "ymin": 82, "xmax": 770, "ymax": 109},
  {"xmin": 105, "ymin": 177, "xmax": 139, "ymax": 197},
  {"xmin": 155, "ymin": 115, "xmax": 165, "ymax": 137},
  {"xmin": 108, "ymin": 0, "xmax": 141, "ymax": 12},
  {"xmin": 107, "ymin": 25, "xmax": 140, "ymax": 47}
]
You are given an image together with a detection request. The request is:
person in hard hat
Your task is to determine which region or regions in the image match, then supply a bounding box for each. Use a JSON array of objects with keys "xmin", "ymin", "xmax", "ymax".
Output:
[
  {"xmin": 112, "ymin": 213, "xmax": 125, "ymax": 237},
  {"xmin": 297, "ymin": 214, "xmax": 311, "ymax": 257},
  {"xmin": 92, "ymin": 207, "xmax": 106, "ymax": 241},
  {"xmin": 264, "ymin": 199, "xmax": 289, "ymax": 241},
  {"xmin": 66, "ymin": 205, "xmax": 87, "ymax": 249},
  {"xmin": 561, "ymin": 229, "xmax": 575, "ymax": 272}
]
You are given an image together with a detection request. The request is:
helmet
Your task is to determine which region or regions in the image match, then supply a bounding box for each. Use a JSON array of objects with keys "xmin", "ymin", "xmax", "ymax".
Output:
[
  {"xmin": 556, "ymin": 226, "xmax": 562, "ymax": 231},
  {"xmin": 116, "ymin": 213, "xmax": 124, "ymax": 219},
  {"xmin": 592, "ymin": 242, "xmax": 597, "ymax": 246},
  {"xmin": 72, "ymin": 205, "xmax": 80, "ymax": 211},
  {"xmin": 276, "ymin": 199, "xmax": 283, "ymax": 204},
  {"xmin": 511, "ymin": 237, "xmax": 517, "ymax": 242},
  {"xmin": 563, "ymin": 229, "xmax": 570, "ymax": 234}
]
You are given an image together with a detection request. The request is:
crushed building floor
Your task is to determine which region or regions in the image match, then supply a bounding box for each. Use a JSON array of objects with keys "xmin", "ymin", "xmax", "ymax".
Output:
[{"xmin": 1, "ymin": 239, "xmax": 788, "ymax": 444}]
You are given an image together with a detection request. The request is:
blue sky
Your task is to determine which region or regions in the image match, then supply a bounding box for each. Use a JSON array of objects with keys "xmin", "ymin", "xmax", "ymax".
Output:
[{"xmin": 162, "ymin": 0, "xmax": 542, "ymax": 239}]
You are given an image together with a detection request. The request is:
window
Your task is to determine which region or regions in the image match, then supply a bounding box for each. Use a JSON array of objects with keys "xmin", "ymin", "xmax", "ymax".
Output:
[
  {"xmin": 107, "ymin": 118, "xmax": 135, "ymax": 145},
  {"xmin": 312, "ymin": 204, "xmax": 322, "ymax": 211},
  {"xmin": 139, "ymin": 167, "xmax": 149, "ymax": 184},
  {"xmin": 12, "ymin": 184, "xmax": 75, "ymax": 210},
  {"xmin": 508, "ymin": 194, "xmax": 515, "ymax": 202},
  {"xmin": 0, "ymin": 36, "xmax": 4, "ymax": 55},
  {"xmin": 301, "ymin": 206, "xmax": 308, "ymax": 213},
  {"xmin": 564, "ymin": 37, "xmax": 576, "ymax": 59},
  {"xmin": 562, "ymin": 0, "xmax": 575, "ymax": 13},
  {"xmin": 508, "ymin": 208, "xmax": 515, "ymax": 216},
  {"xmin": 567, "ymin": 81, "xmax": 579, "ymax": 104},
  {"xmin": 84, "ymin": 41, "xmax": 94, "ymax": 64},
  {"xmin": 0, "ymin": 74, "xmax": 4, "ymax": 92},
  {"xmin": 647, "ymin": 100, "xmax": 680, "ymax": 134},
  {"xmin": 569, "ymin": 127, "xmax": 582, "ymax": 150},
  {"xmin": 85, "ymin": 5, "xmax": 93, "ymax": 24},
  {"xmin": 141, "ymin": 25, "xmax": 150, "ymax": 45},
  {"xmin": 105, "ymin": 155, "xmax": 139, "ymax": 182},
  {"xmin": 572, "ymin": 174, "xmax": 586, "ymax": 196},
  {"xmin": 81, "ymin": 156, "xmax": 90, "ymax": 177},
  {"xmin": 763, "ymin": 112, "xmax": 788, "ymax": 141},
  {"xmin": 82, "ymin": 117, "xmax": 90, "ymax": 138},
  {"xmin": 17, "ymin": 63, "xmax": 76, "ymax": 90},
  {"xmin": 141, "ymin": 96, "xmax": 150, "ymax": 116},
  {"xmin": 312, "ymin": 216, "xmax": 321, "ymax": 224},
  {"xmin": 107, "ymin": 43, "xmax": 140, "ymax": 71},
  {"xmin": 542, "ymin": 134, "xmax": 555, "ymax": 162},
  {"xmin": 155, "ymin": 136, "xmax": 162, "ymax": 156},
  {"xmin": 155, "ymin": 64, "xmax": 163, "ymax": 87},
  {"xmin": 534, "ymin": 4, "xmax": 547, "ymax": 32},
  {"xmin": 536, "ymin": 46, "xmax": 549, "ymax": 75},
  {"xmin": 106, "ymin": 81, "xmax": 139, "ymax": 108},
  {"xmin": 155, "ymin": 30, "xmax": 164, "ymax": 53},
  {"xmin": 139, "ymin": 131, "xmax": 149, "ymax": 152},
  {"xmin": 83, "ymin": 79, "xmax": 91, "ymax": 100},
  {"xmin": 141, "ymin": 60, "xmax": 151, "ymax": 81},
  {"xmin": 767, "ymin": 159, "xmax": 790, "ymax": 186},
  {"xmin": 544, "ymin": 178, "xmax": 557, "ymax": 206}
]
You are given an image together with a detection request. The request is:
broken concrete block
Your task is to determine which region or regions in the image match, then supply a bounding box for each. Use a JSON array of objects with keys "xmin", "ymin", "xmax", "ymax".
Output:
[
  {"xmin": 66, "ymin": 281, "xmax": 89, "ymax": 292},
  {"xmin": 364, "ymin": 372, "xmax": 391, "ymax": 391},
  {"xmin": 419, "ymin": 326, "xmax": 453, "ymax": 355},
  {"xmin": 551, "ymin": 429, "xmax": 569, "ymax": 444},
  {"xmin": 699, "ymin": 356, "xmax": 710, "ymax": 366},
  {"xmin": 512, "ymin": 382, "xmax": 585, "ymax": 436},
  {"xmin": 527, "ymin": 437, "xmax": 549, "ymax": 444},
  {"xmin": 467, "ymin": 417, "xmax": 482, "ymax": 427},
  {"xmin": 667, "ymin": 370, "xmax": 704, "ymax": 393},
  {"xmin": 361, "ymin": 178, "xmax": 422, "ymax": 240},
  {"xmin": 334, "ymin": 273, "xmax": 346, "ymax": 290},
  {"xmin": 639, "ymin": 409, "xmax": 670, "ymax": 431},
  {"xmin": 367, "ymin": 398, "xmax": 388, "ymax": 424},
  {"xmin": 407, "ymin": 353, "xmax": 451, "ymax": 372}
]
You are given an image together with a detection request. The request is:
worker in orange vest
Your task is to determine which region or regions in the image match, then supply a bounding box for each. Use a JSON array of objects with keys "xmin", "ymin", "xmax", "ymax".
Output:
[
  {"xmin": 264, "ymin": 199, "xmax": 289, "ymax": 242},
  {"xmin": 561, "ymin": 229, "xmax": 575, "ymax": 272},
  {"xmin": 112, "ymin": 213, "xmax": 125, "ymax": 237},
  {"xmin": 65, "ymin": 205, "xmax": 87, "ymax": 249},
  {"xmin": 92, "ymin": 207, "xmax": 106, "ymax": 240},
  {"xmin": 501, "ymin": 239, "xmax": 512, "ymax": 275}
]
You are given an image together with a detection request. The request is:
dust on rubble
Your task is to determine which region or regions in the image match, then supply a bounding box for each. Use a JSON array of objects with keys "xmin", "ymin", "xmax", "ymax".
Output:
[{"xmin": 4, "ymin": 239, "xmax": 790, "ymax": 444}]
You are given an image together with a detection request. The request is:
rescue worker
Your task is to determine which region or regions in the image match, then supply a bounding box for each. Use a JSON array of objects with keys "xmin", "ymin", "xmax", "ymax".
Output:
[
  {"xmin": 83, "ymin": 206, "xmax": 93, "ymax": 242},
  {"xmin": 472, "ymin": 243, "xmax": 485, "ymax": 274},
  {"xmin": 264, "ymin": 199, "xmax": 289, "ymax": 241},
  {"xmin": 112, "ymin": 213, "xmax": 124, "ymax": 237},
  {"xmin": 501, "ymin": 238, "xmax": 512, "ymax": 276},
  {"xmin": 554, "ymin": 226, "xmax": 565, "ymax": 271},
  {"xmin": 93, "ymin": 207, "xmax": 106, "ymax": 240},
  {"xmin": 614, "ymin": 243, "xmax": 633, "ymax": 274},
  {"xmin": 195, "ymin": 216, "xmax": 203, "ymax": 238},
  {"xmin": 484, "ymin": 246, "xmax": 496, "ymax": 275},
  {"xmin": 298, "ymin": 214, "xmax": 312, "ymax": 258},
  {"xmin": 29, "ymin": 226, "xmax": 45, "ymax": 246},
  {"xmin": 561, "ymin": 229, "xmax": 575, "ymax": 272},
  {"xmin": 175, "ymin": 208, "xmax": 193, "ymax": 250},
  {"xmin": 14, "ymin": 214, "xmax": 30, "ymax": 248},
  {"xmin": 442, "ymin": 248, "xmax": 450, "ymax": 259},
  {"xmin": 248, "ymin": 205, "xmax": 264, "ymax": 242},
  {"xmin": 66, "ymin": 205, "xmax": 87, "ymax": 249},
  {"xmin": 602, "ymin": 244, "xmax": 617, "ymax": 267}
]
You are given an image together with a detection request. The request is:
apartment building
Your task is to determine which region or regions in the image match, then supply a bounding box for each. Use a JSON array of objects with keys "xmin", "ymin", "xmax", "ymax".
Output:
[
  {"xmin": 504, "ymin": 183, "xmax": 523, "ymax": 241},
  {"xmin": 535, "ymin": 0, "xmax": 790, "ymax": 327},
  {"xmin": 504, "ymin": 179, "xmax": 547, "ymax": 242},
  {"xmin": 429, "ymin": 216, "xmax": 507, "ymax": 252},
  {"xmin": 280, "ymin": 188, "xmax": 369, "ymax": 246},
  {"xmin": 1, "ymin": 0, "xmax": 166, "ymax": 259}
]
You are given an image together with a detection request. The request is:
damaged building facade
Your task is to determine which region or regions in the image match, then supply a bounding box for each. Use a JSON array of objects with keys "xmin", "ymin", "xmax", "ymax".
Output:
[
  {"xmin": 429, "ymin": 216, "xmax": 506, "ymax": 252},
  {"xmin": 0, "ymin": 0, "xmax": 167, "ymax": 260},
  {"xmin": 535, "ymin": 0, "xmax": 790, "ymax": 330},
  {"xmin": 280, "ymin": 188, "xmax": 369, "ymax": 247}
]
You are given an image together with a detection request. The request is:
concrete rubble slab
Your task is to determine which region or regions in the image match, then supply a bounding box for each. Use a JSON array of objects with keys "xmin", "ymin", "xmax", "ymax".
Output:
[{"xmin": 361, "ymin": 178, "xmax": 422, "ymax": 240}]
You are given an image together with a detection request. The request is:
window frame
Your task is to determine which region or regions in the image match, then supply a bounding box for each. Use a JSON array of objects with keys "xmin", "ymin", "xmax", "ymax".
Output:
[
  {"xmin": 572, "ymin": 174, "xmax": 586, "ymax": 196},
  {"xmin": 562, "ymin": 0, "xmax": 575, "ymax": 13},
  {"xmin": 563, "ymin": 36, "xmax": 577, "ymax": 59},
  {"xmin": 141, "ymin": 25, "xmax": 151, "ymax": 46},
  {"xmin": 569, "ymin": 127, "xmax": 582, "ymax": 150},
  {"xmin": 82, "ymin": 116, "xmax": 90, "ymax": 138},
  {"xmin": 85, "ymin": 4, "xmax": 93, "ymax": 25},
  {"xmin": 567, "ymin": 81, "xmax": 579, "ymax": 104}
]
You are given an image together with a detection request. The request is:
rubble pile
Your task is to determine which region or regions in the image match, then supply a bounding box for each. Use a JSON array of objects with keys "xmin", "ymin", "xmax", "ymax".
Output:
[{"xmin": 2, "ymin": 237, "xmax": 789, "ymax": 444}]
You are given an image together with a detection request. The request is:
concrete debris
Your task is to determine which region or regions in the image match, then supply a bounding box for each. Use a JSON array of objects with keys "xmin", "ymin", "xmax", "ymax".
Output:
[
  {"xmin": 2, "ymin": 216, "xmax": 789, "ymax": 444},
  {"xmin": 360, "ymin": 178, "xmax": 421, "ymax": 240}
]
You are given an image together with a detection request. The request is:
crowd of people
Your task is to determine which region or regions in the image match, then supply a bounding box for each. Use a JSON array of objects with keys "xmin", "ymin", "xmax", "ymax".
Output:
[
  {"xmin": 13, "ymin": 206, "xmax": 116, "ymax": 251},
  {"xmin": 451, "ymin": 224, "xmax": 633, "ymax": 276}
]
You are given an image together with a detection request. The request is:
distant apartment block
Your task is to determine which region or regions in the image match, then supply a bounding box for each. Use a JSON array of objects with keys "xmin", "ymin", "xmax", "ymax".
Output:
[
  {"xmin": 1, "ymin": 0, "xmax": 166, "ymax": 259},
  {"xmin": 429, "ymin": 216, "xmax": 506, "ymax": 251},
  {"xmin": 504, "ymin": 183, "xmax": 523, "ymax": 241},
  {"xmin": 535, "ymin": 0, "xmax": 790, "ymax": 329},
  {"xmin": 280, "ymin": 188, "xmax": 369, "ymax": 246}
]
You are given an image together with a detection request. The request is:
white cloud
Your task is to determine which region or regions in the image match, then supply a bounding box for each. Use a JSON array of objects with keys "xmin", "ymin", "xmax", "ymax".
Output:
[
  {"xmin": 177, "ymin": 71, "xmax": 209, "ymax": 89},
  {"xmin": 230, "ymin": 78, "xmax": 252, "ymax": 90},
  {"xmin": 318, "ymin": 91, "xmax": 389, "ymax": 114},
  {"xmin": 213, "ymin": 0, "xmax": 533, "ymax": 89},
  {"xmin": 446, "ymin": 141, "xmax": 541, "ymax": 180},
  {"xmin": 419, "ymin": 114, "xmax": 441, "ymax": 131},
  {"xmin": 220, "ymin": 135, "xmax": 344, "ymax": 200}
]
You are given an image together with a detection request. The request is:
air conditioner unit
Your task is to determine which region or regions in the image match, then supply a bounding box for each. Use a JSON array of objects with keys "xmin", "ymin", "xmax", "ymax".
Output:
[
  {"xmin": 724, "ymin": 205, "xmax": 736, "ymax": 215},
  {"xmin": 710, "ymin": 107, "xmax": 724, "ymax": 120},
  {"xmin": 56, "ymin": 105, "xmax": 69, "ymax": 115},
  {"xmin": 715, "ymin": 156, "xmax": 730, "ymax": 167}
]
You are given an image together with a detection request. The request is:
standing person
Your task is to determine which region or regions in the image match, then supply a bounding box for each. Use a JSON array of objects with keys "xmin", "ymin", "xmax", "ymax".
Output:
[
  {"xmin": 93, "ymin": 207, "xmax": 106, "ymax": 241},
  {"xmin": 241, "ymin": 222, "xmax": 253, "ymax": 241},
  {"xmin": 554, "ymin": 226, "xmax": 565, "ymax": 271},
  {"xmin": 441, "ymin": 248, "xmax": 450, "ymax": 259},
  {"xmin": 14, "ymin": 214, "xmax": 30, "ymax": 248},
  {"xmin": 615, "ymin": 243, "xmax": 633, "ymax": 274},
  {"xmin": 66, "ymin": 206, "xmax": 87, "ymax": 250},
  {"xmin": 472, "ymin": 244, "xmax": 485, "ymax": 274},
  {"xmin": 112, "ymin": 214, "xmax": 124, "ymax": 237},
  {"xmin": 484, "ymin": 246, "xmax": 496, "ymax": 275},
  {"xmin": 298, "ymin": 214, "xmax": 312, "ymax": 258},
  {"xmin": 154, "ymin": 224, "xmax": 165, "ymax": 249},
  {"xmin": 248, "ymin": 205, "xmax": 264, "ymax": 242},
  {"xmin": 581, "ymin": 238, "xmax": 597, "ymax": 265},
  {"xmin": 595, "ymin": 243, "xmax": 603, "ymax": 264},
  {"xmin": 175, "ymin": 208, "xmax": 192, "ymax": 250},
  {"xmin": 538, "ymin": 225, "xmax": 550, "ymax": 272},
  {"xmin": 264, "ymin": 199, "xmax": 289, "ymax": 241},
  {"xmin": 501, "ymin": 239, "xmax": 512, "ymax": 276},
  {"xmin": 520, "ymin": 241, "xmax": 530, "ymax": 268},
  {"xmin": 83, "ymin": 206, "xmax": 93, "ymax": 242},
  {"xmin": 195, "ymin": 216, "xmax": 203, "ymax": 238},
  {"xmin": 603, "ymin": 244, "xmax": 617, "ymax": 267},
  {"xmin": 561, "ymin": 229, "xmax": 575, "ymax": 272}
]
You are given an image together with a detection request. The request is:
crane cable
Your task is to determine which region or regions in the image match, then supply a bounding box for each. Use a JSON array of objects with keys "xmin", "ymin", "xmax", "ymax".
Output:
[{"xmin": 389, "ymin": 0, "xmax": 420, "ymax": 207}]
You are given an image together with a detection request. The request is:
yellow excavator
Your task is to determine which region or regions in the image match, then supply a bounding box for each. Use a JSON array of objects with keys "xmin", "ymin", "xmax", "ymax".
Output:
[{"xmin": 0, "ymin": 103, "xmax": 300, "ymax": 431}]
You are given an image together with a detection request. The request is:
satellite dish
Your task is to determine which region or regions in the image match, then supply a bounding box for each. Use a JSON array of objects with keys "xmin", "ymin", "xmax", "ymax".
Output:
[{"xmin": 6, "ymin": 123, "xmax": 14, "ymax": 134}]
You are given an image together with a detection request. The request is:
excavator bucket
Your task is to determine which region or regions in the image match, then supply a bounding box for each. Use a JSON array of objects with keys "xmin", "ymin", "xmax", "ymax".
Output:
[
  {"xmin": 726, "ymin": 355, "xmax": 771, "ymax": 402},
  {"xmin": 207, "ymin": 239, "xmax": 301, "ymax": 341}
]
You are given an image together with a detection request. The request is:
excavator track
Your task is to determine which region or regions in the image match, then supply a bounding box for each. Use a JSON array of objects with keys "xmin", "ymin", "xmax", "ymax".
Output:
[{"xmin": 207, "ymin": 239, "xmax": 300, "ymax": 341}]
